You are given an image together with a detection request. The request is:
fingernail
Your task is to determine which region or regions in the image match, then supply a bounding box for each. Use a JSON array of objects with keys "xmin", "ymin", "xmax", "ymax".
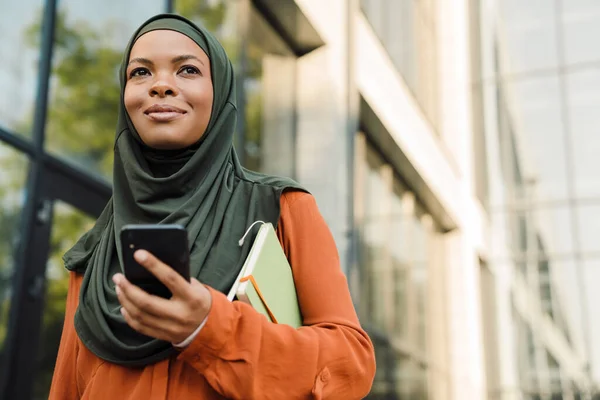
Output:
[
  {"xmin": 134, "ymin": 250, "xmax": 148, "ymax": 263},
  {"xmin": 115, "ymin": 286, "xmax": 121, "ymax": 296},
  {"xmin": 112, "ymin": 274, "xmax": 122, "ymax": 285}
]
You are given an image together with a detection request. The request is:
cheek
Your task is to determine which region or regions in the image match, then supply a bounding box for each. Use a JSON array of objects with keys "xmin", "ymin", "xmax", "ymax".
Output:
[
  {"xmin": 193, "ymin": 86, "xmax": 214, "ymax": 124},
  {"xmin": 124, "ymin": 85, "xmax": 143, "ymax": 116}
]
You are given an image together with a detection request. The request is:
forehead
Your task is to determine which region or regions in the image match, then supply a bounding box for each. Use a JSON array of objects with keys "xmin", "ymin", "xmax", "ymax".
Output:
[{"xmin": 129, "ymin": 30, "xmax": 208, "ymax": 61}]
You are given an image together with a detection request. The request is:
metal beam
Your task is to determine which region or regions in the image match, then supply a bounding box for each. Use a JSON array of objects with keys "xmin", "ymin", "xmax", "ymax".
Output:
[
  {"xmin": 251, "ymin": 0, "xmax": 325, "ymax": 57},
  {"xmin": 0, "ymin": 0, "xmax": 58, "ymax": 397}
]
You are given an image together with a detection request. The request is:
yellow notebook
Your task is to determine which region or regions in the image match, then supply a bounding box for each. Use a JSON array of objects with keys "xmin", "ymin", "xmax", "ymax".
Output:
[{"xmin": 227, "ymin": 223, "xmax": 302, "ymax": 328}]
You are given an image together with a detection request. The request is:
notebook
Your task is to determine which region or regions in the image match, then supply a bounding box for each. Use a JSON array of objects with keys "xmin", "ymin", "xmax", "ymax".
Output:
[{"xmin": 227, "ymin": 223, "xmax": 302, "ymax": 328}]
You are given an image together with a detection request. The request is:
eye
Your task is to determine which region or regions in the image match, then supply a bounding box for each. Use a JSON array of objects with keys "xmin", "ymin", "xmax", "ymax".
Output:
[
  {"xmin": 129, "ymin": 67, "xmax": 150, "ymax": 78},
  {"xmin": 179, "ymin": 65, "xmax": 201, "ymax": 75}
]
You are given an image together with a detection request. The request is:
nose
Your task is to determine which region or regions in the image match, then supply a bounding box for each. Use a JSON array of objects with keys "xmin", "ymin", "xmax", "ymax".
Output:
[{"xmin": 149, "ymin": 75, "xmax": 178, "ymax": 98}]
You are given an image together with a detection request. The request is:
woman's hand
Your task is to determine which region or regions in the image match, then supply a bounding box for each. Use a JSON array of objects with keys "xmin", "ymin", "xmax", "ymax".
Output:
[{"xmin": 113, "ymin": 249, "xmax": 212, "ymax": 344}]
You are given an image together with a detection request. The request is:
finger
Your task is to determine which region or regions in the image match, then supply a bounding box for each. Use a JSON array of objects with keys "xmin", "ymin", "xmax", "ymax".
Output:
[
  {"xmin": 134, "ymin": 250, "xmax": 192, "ymax": 298},
  {"xmin": 115, "ymin": 279, "xmax": 170, "ymax": 320},
  {"xmin": 120, "ymin": 307, "xmax": 170, "ymax": 341},
  {"xmin": 190, "ymin": 277, "xmax": 204, "ymax": 289}
]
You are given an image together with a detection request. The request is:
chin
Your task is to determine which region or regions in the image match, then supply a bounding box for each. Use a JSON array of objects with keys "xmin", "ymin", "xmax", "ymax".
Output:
[
  {"xmin": 145, "ymin": 139, "xmax": 193, "ymax": 150},
  {"xmin": 140, "ymin": 129, "xmax": 196, "ymax": 150}
]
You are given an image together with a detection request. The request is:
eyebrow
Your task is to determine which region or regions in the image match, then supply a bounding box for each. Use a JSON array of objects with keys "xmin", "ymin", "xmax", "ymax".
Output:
[{"xmin": 127, "ymin": 54, "xmax": 205, "ymax": 67}]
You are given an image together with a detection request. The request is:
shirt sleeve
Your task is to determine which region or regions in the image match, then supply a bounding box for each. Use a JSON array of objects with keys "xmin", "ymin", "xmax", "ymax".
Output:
[
  {"xmin": 177, "ymin": 190, "xmax": 376, "ymax": 400},
  {"xmin": 172, "ymin": 314, "xmax": 208, "ymax": 348},
  {"xmin": 48, "ymin": 272, "xmax": 81, "ymax": 400}
]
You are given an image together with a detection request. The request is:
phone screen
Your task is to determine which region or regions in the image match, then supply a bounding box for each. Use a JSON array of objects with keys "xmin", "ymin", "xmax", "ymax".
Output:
[{"xmin": 120, "ymin": 224, "xmax": 190, "ymax": 298}]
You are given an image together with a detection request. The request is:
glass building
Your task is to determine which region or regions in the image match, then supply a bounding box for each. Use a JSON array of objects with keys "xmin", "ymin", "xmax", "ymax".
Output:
[
  {"xmin": 474, "ymin": 0, "xmax": 600, "ymax": 398},
  {"xmin": 0, "ymin": 0, "xmax": 599, "ymax": 399}
]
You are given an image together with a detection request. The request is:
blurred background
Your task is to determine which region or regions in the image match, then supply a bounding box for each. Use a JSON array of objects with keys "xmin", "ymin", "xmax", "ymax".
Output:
[{"xmin": 0, "ymin": 0, "xmax": 599, "ymax": 399}]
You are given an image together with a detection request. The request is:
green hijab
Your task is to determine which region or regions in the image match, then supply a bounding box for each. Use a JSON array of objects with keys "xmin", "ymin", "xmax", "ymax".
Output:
[{"xmin": 63, "ymin": 14, "xmax": 305, "ymax": 367}]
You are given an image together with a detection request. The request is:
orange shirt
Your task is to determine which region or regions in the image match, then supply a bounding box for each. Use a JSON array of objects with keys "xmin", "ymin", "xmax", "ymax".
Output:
[{"xmin": 49, "ymin": 191, "xmax": 376, "ymax": 399}]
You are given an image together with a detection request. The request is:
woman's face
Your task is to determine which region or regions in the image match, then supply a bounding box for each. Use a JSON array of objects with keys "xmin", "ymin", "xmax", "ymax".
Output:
[{"xmin": 124, "ymin": 30, "xmax": 213, "ymax": 150}]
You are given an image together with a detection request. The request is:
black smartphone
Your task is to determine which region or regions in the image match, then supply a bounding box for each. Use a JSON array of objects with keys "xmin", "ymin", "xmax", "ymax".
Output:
[{"xmin": 120, "ymin": 224, "xmax": 190, "ymax": 298}]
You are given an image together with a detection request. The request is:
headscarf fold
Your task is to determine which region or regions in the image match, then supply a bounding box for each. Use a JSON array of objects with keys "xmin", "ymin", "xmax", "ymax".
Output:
[{"xmin": 63, "ymin": 13, "xmax": 304, "ymax": 366}]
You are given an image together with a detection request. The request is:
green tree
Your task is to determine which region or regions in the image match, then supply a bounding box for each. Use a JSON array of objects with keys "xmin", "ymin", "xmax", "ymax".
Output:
[{"xmin": 26, "ymin": 10, "xmax": 121, "ymax": 178}]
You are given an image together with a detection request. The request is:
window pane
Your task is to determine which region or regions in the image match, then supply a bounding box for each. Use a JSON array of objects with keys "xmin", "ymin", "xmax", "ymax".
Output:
[
  {"xmin": 502, "ymin": 76, "xmax": 569, "ymax": 203},
  {"xmin": 0, "ymin": 144, "xmax": 29, "ymax": 364},
  {"xmin": 368, "ymin": 336, "xmax": 397, "ymax": 398},
  {"xmin": 45, "ymin": 0, "xmax": 165, "ymax": 180},
  {"xmin": 412, "ymin": 210, "xmax": 429, "ymax": 354},
  {"xmin": 361, "ymin": 0, "xmax": 437, "ymax": 128},
  {"xmin": 505, "ymin": 206, "xmax": 575, "ymax": 259},
  {"xmin": 576, "ymin": 205, "xmax": 600, "ymax": 255},
  {"xmin": 582, "ymin": 259, "xmax": 600, "ymax": 385},
  {"xmin": 32, "ymin": 201, "xmax": 95, "ymax": 399},
  {"xmin": 362, "ymin": 150, "xmax": 389, "ymax": 331},
  {"xmin": 391, "ymin": 186, "xmax": 409, "ymax": 339},
  {"xmin": 498, "ymin": 0, "xmax": 558, "ymax": 75},
  {"xmin": 549, "ymin": 260, "xmax": 583, "ymax": 351},
  {"xmin": 563, "ymin": 0, "xmax": 600, "ymax": 66},
  {"xmin": 244, "ymin": 7, "xmax": 296, "ymax": 176},
  {"xmin": 566, "ymin": 69, "xmax": 600, "ymax": 199},
  {"xmin": 0, "ymin": 0, "xmax": 45, "ymax": 137}
]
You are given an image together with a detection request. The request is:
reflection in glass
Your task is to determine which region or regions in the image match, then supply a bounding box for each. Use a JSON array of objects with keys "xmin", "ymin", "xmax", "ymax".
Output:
[
  {"xmin": 563, "ymin": 0, "xmax": 600, "ymax": 66},
  {"xmin": 0, "ymin": 0, "xmax": 45, "ymax": 137},
  {"xmin": 576, "ymin": 205, "xmax": 600, "ymax": 255},
  {"xmin": 356, "ymin": 140, "xmax": 439, "ymax": 398},
  {"xmin": 496, "ymin": 83, "xmax": 527, "ymax": 206},
  {"xmin": 32, "ymin": 201, "xmax": 95, "ymax": 399},
  {"xmin": 394, "ymin": 355, "xmax": 414, "ymax": 400},
  {"xmin": 583, "ymin": 260, "xmax": 600, "ymax": 385},
  {"xmin": 412, "ymin": 209, "xmax": 429, "ymax": 354},
  {"xmin": 368, "ymin": 336, "xmax": 396, "ymax": 398},
  {"xmin": 360, "ymin": 0, "xmax": 438, "ymax": 127},
  {"xmin": 506, "ymin": 207, "xmax": 575, "ymax": 259},
  {"xmin": 366, "ymin": 341, "xmax": 414, "ymax": 400},
  {"xmin": 45, "ymin": 0, "xmax": 165, "ymax": 180},
  {"xmin": 497, "ymin": 0, "xmax": 558, "ymax": 75},
  {"xmin": 514, "ymin": 313, "xmax": 538, "ymax": 393},
  {"xmin": 0, "ymin": 144, "xmax": 28, "ymax": 363},
  {"xmin": 390, "ymin": 187, "xmax": 409, "ymax": 339},
  {"xmin": 500, "ymin": 76, "xmax": 569, "ymax": 204},
  {"xmin": 567, "ymin": 69, "xmax": 600, "ymax": 199},
  {"xmin": 361, "ymin": 149, "xmax": 388, "ymax": 331}
]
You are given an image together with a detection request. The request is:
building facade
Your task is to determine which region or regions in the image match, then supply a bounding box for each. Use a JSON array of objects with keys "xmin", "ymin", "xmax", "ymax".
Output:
[
  {"xmin": 0, "ymin": 0, "xmax": 598, "ymax": 399},
  {"xmin": 475, "ymin": 0, "xmax": 600, "ymax": 398}
]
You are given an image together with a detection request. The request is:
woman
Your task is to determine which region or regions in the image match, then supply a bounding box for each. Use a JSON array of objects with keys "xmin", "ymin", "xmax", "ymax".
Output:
[{"xmin": 49, "ymin": 13, "xmax": 375, "ymax": 400}]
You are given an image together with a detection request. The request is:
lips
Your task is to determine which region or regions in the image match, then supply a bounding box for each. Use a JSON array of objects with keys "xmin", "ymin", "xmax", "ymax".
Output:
[{"xmin": 144, "ymin": 104, "xmax": 186, "ymax": 122}]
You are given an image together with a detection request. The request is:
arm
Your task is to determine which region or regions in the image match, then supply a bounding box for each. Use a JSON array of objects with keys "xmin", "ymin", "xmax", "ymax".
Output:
[
  {"xmin": 177, "ymin": 191, "xmax": 376, "ymax": 400},
  {"xmin": 48, "ymin": 272, "xmax": 81, "ymax": 400}
]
